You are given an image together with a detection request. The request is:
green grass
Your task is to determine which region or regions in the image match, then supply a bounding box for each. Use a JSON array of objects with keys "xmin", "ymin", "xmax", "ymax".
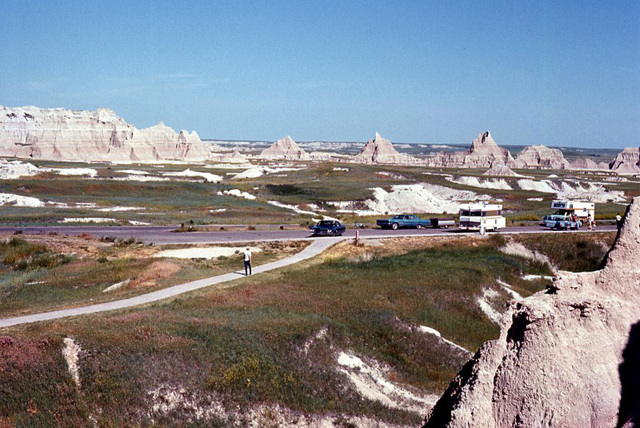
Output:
[
  {"xmin": 0, "ymin": 236, "xmax": 565, "ymax": 426},
  {"xmin": 512, "ymin": 232, "xmax": 616, "ymax": 272},
  {"xmin": 0, "ymin": 161, "xmax": 632, "ymax": 226},
  {"xmin": 0, "ymin": 240, "xmax": 308, "ymax": 318}
]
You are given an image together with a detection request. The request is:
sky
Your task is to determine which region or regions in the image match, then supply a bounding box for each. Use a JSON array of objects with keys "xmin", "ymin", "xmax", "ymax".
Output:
[{"xmin": 1, "ymin": 1, "xmax": 639, "ymax": 148}]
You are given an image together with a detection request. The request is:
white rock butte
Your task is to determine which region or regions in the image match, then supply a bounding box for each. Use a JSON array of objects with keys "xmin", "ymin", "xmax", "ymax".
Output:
[
  {"xmin": 427, "ymin": 131, "xmax": 515, "ymax": 168},
  {"xmin": 353, "ymin": 132, "xmax": 418, "ymax": 164},
  {"xmin": 0, "ymin": 106, "xmax": 211, "ymax": 163},
  {"xmin": 424, "ymin": 198, "xmax": 640, "ymax": 427},
  {"xmin": 514, "ymin": 145, "xmax": 570, "ymax": 170},
  {"xmin": 259, "ymin": 136, "xmax": 310, "ymax": 160},
  {"xmin": 610, "ymin": 147, "xmax": 640, "ymax": 174}
]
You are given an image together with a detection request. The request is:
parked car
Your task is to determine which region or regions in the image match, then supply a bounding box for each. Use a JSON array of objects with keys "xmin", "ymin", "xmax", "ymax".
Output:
[
  {"xmin": 377, "ymin": 215, "xmax": 432, "ymax": 230},
  {"xmin": 543, "ymin": 214, "xmax": 582, "ymax": 230},
  {"xmin": 310, "ymin": 220, "xmax": 346, "ymax": 236}
]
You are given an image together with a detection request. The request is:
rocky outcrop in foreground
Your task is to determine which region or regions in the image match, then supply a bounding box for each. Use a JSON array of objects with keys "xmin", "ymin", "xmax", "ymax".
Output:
[
  {"xmin": 424, "ymin": 198, "xmax": 640, "ymax": 427},
  {"xmin": 0, "ymin": 106, "xmax": 211, "ymax": 163}
]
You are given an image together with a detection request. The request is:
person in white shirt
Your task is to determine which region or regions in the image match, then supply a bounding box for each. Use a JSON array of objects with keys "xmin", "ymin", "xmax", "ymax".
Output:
[{"xmin": 243, "ymin": 247, "xmax": 252, "ymax": 276}]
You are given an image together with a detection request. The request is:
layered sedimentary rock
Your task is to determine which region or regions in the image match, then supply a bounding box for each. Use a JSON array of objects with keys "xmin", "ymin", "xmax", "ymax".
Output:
[
  {"xmin": 569, "ymin": 157, "xmax": 609, "ymax": 171},
  {"xmin": 353, "ymin": 133, "xmax": 418, "ymax": 164},
  {"xmin": 514, "ymin": 145, "xmax": 570, "ymax": 170},
  {"xmin": 610, "ymin": 147, "xmax": 640, "ymax": 174},
  {"xmin": 309, "ymin": 151, "xmax": 350, "ymax": 162},
  {"xmin": 220, "ymin": 149, "xmax": 249, "ymax": 163},
  {"xmin": 259, "ymin": 136, "xmax": 310, "ymax": 160},
  {"xmin": 0, "ymin": 106, "xmax": 211, "ymax": 163},
  {"xmin": 482, "ymin": 164, "xmax": 521, "ymax": 177},
  {"xmin": 426, "ymin": 132, "xmax": 515, "ymax": 169},
  {"xmin": 424, "ymin": 198, "xmax": 640, "ymax": 427}
]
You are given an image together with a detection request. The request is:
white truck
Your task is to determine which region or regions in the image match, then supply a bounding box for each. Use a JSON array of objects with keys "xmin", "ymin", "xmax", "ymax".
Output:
[
  {"xmin": 549, "ymin": 200, "xmax": 595, "ymax": 222},
  {"xmin": 458, "ymin": 203, "xmax": 506, "ymax": 232}
]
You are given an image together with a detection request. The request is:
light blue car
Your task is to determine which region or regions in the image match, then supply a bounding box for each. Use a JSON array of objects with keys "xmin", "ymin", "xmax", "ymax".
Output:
[{"xmin": 543, "ymin": 215, "xmax": 582, "ymax": 230}]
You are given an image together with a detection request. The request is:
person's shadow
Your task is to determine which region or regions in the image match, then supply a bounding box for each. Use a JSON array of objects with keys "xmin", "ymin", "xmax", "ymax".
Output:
[{"xmin": 618, "ymin": 321, "xmax": 640, "ymax": 427}]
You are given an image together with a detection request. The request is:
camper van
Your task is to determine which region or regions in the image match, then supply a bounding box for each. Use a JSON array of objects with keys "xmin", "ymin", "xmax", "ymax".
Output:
[
  {"xmin": 458, "ymin": 203, "xmax": 506, "ymax": 231},
  {"xmin": 549, "ymin": 200, "xmax": 595, "ymax": 222}
]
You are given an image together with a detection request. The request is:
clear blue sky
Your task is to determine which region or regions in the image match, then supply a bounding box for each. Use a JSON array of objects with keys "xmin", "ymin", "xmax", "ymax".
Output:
[{"xmin": 1, "ymin": 1, "xmax": 639, "ymax": 148}]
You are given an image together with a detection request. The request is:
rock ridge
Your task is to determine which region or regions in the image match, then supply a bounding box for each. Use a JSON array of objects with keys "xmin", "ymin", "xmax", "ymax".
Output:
[
  {"xmin": 514, "ymin": 145, "xmax": 570, "ymax": 170},
  {"xmin": 0, "ymin": 106, "xmax": 211, "ymax": 163},
  {"xmin": 426, "ymin": 132, "xmax": 516, "ymax": 169}
]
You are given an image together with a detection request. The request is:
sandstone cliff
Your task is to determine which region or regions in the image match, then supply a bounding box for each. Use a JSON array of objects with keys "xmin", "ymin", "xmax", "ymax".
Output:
[
  {"xmin": 353, "ymin": 133, "xmax": 418, "ymax": 164},
  {"xmin": 259, "ymin": 136, "xmax": 310, "ymax": 160},
  {"xmin": 426, "ymin": 132, "xmax": 515, "ymax": 169},
  {"xmin": 424, "ymin": 199, "xmax": 640, "ymax": 427},
  {"xmin": 0, "ymin": 106, "xmax": 211, "ymax": 163},
  {"xmin": 514, "ymin": 145, "xmax": 570, "ymax": 170},
  {"xmin": 610, "ymin": 147, "xmax": 640, "ymax": 175}
]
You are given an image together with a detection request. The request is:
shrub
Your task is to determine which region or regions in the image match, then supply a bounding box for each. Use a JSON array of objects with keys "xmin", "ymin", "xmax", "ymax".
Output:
[
  {"xmin": 1, "ymin": 238, "xmax": 46, "ymax": 267},
  {"xmin": 266, "ymin": 184, "xmax": 314, "ymax": 196}
]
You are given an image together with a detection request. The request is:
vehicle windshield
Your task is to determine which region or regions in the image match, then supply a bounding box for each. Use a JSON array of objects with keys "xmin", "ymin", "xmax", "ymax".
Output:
[{"xmin": 317, "ymin": 220, "xmax": 335, "ymax": 226}]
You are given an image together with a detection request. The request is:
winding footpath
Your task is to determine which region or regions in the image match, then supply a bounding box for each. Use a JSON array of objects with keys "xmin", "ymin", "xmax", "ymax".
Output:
[{"xmin": 0, "ymin": 238, "xmax": 343, "ymax": 329}]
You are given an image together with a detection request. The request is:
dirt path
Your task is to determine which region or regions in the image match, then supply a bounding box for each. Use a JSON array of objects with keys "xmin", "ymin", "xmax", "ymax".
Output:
[{"xmin": 0, "ymin": 238, "xmax": 343, "ymax": 328}]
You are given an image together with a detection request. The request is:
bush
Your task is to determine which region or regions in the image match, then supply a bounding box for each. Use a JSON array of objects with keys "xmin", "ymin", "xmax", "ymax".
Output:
[
  {"xmin": 513, "ymin": 233, "xmax": 615, "ymax": 272},
  {"xmin": 266, "ymin": 184, "xmax": 314, "ymax": 196},
  {"xmin": 1, "ymin": 238, "xmax": 47, "ymax": 268}
]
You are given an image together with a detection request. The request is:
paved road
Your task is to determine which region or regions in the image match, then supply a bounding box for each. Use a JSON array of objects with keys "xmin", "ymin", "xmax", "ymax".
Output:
[
  {"xmin": 0, "ymin": 224, "xmax": 617, "ymax": 328},
  {"xmin": 0, "ymin": 224, "xmax": 617, "ymax": 245},
  {"xmin": 0, "ymin": 237, "xmax": 343, "ymax": 328}
]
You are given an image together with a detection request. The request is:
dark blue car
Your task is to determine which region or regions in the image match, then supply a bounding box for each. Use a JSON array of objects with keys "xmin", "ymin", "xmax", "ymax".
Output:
[{"xmin": 310, "ymin": 220, "xmax": 346, "ymax": 236}]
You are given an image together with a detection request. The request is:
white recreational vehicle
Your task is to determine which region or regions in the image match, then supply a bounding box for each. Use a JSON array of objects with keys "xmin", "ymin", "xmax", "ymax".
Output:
[
  {"xmin": 550, "ymin": 200, "xmax": 595, "ymax": 222},
  {"xmin": 458, "ymin": 203, "xmax": 506, "ymax": 231}
]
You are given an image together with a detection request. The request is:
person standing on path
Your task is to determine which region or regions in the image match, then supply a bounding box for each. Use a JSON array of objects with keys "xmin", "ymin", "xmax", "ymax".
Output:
[
  {"xmin": 243, "ymin": 247, "xmax": 252, "ymax": 276},
  {"xmin": 616, "ymin": 213, "xmax": 622, "ymax": 230}
]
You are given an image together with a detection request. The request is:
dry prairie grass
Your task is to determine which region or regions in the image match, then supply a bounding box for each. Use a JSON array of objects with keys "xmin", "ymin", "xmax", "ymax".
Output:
[
  {"xmin": 129, "ymin": 261, "xmax": 181, "ymax": 288},
  {"xmin": 323, "ymin": 235, "xmax": 485, "ymax": 262}
]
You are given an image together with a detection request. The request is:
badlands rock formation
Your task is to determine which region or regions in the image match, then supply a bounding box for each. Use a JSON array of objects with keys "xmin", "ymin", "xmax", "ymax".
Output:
[
  {"xmin": 353, "ymin": 133, "xmax": 418, "ymax": 164},
  {"xmin": 427, "ymin": 132, "xmax": 515, "ymax": 169},
  {"xmin": 514, "ymin": 145, "xmax": 570, "ymax": 170},
  {"xmin": 210, "ymin": 148, "xmax": 249, "ymax": 164},
  {"xmin": 0, "ymin": 106, "xmax": 212, "ymax": 163},
  {"xmin": 482, "ymin": 164, "xmax": 522, "ymax": 177},
  {"xmin": 424, "ymin": 199, "xmax": 640, "ymax": 427},
  {"xmin": 259, "ymin": 136, "xmax": 310, "ymax": 160},
  {"xmin": 569, "ymin": 157, "xmax": 609, "ymax": 171},
  {"xmin": 610, "ymin": 147, "xmax": 640, "ymax": 174}
]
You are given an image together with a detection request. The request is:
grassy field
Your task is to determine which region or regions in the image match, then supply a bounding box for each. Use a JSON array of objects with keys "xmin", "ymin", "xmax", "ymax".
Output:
[
  {"xmin": 0, "ymin": 234, "xmax": 308, "ymax": 318},
  {"xmin": 0, "ymin": 159, "xmax": 632, "ymax": 227},
  {"xmin": 0, "ymin": 232, "xmax": 615, "ymax": 427}
]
